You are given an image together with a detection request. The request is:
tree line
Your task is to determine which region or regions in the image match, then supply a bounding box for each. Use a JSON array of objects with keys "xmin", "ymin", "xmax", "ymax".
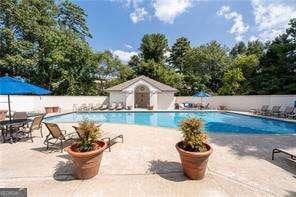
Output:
[{"xmin": 1, "ymin": 0, "xmax": 295, "ymax": 95}]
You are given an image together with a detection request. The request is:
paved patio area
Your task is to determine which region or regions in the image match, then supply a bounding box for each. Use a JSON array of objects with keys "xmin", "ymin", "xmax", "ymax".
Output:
[{"xmin": 0, "ymin": 123, "xmax": 295, "ymax": 197}]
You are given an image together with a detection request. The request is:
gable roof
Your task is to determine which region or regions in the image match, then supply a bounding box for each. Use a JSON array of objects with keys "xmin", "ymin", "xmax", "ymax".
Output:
[{"xmin": 106, "ymin": 75, "xmax": 177, "ymax": 92}]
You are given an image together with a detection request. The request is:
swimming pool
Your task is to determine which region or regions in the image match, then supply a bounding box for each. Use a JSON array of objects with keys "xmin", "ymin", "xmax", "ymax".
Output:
[{"xmin": 45, "ymin": 111, "xmax": 296, "ymax": 134}]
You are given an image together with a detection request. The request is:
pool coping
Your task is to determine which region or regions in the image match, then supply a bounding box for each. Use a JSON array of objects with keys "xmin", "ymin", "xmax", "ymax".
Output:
[
  {"xmin": 45, "ymin": 109, "xmax": 296, "ymax": 124},
  {"xmin": 44, "ymin": 110, "xmax": 296, "ymax": 135}
]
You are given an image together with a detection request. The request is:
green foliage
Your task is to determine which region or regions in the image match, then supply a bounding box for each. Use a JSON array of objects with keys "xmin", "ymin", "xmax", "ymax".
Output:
[
  {"xmin": 179, "ymin": 118, "xmax": 208, "ymax": 152},
  {"xmin": 0, "ymin": 0, "xmax": 96, "ymax": 95},
  {"xmin": 218, "ymin": 67, "xmax": 245, "ymax": 95},
  {"xmin": 0, "ymin": 1, "xmax": 294, "ymax": 96},
  {"xmin": 76, "ymin": 120, "xmax": 102, "ymax": 152},
  {"xmin": 139, "ymin": 33, "xmax": 168, "ymax": 63},
  {"xmin": 253, "ymin": 19, "xmax": 296, "ymax": 94},
  {"xmin": 168, "ymin": 37, "xmax": 191, "ymax": 72},
  {"xmin": 230, "ymin": 41, "xmax": 247, "ymax": 57},
  {"xmin": 95, "ymin": 51, "xmax": 135, "ymax": 95},
  {"xmin": 183, "ymin": 41, "xmax": 230, "ymax": 94}
]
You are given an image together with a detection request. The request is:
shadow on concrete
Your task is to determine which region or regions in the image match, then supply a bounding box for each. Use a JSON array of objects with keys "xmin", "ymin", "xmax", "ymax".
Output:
[
  {"xmin": 31, "ymin": 140, "xmax": 73, "ymax": 153},
  {"xmin": 53, "ymin": 160, "xmax": 75, "ymax": 181},
  {"xmin": 284, "ymin": 190, "xmax": 296, "ymax": 197},
  {"xmin": 146, "ymin": 160, "xmax": 187, "ymax": 182},
  {"xmin": 209, "ymin": 134, "xmax": 296, "ymax": 175}
]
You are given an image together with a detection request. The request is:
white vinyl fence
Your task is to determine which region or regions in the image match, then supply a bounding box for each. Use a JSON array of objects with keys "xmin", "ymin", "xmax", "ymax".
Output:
[
  {"xmin": 0, "ymin": 95, "xmax": 295, "ymax": 113},
  {"xmin": 0, "ymin": 96, "xmax": 108, "ymax": 113},
  {"xmin": 176, "ymin": 95, "xmax": 296, "ymax": 111}
]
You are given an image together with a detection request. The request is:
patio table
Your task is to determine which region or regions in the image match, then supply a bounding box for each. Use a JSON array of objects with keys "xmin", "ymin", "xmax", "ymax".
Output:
[{"xmin": 0, "ymin": 119, "xmax": 30, "ymax": 143}]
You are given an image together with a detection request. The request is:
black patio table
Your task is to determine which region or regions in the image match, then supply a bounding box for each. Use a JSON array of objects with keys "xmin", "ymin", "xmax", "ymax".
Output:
[{"xmin": 0, "ymin": 119, "xmax": 31, "ymax": 143}]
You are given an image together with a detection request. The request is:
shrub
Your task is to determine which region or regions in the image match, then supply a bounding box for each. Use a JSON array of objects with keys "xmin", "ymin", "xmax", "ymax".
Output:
[
  {"xmin": 75, "ymin": 120, "xmax": 102, "ymax": 152},
  {"xmin": 179, "ymin": 118, "xmax": 208, "ymax": 152}
]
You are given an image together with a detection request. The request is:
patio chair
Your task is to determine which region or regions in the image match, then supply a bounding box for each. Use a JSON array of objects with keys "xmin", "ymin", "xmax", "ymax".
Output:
[
  {"xmin": 267, "ymin": 105, "xmax": 281, "ymax": 117},
  {"xmin": 13, "ymin": 112, "xmax": 28, "ymax": 120},
  {"xmin": 18, "ymin": 115, "xmax": 45, "ymax": 141},
  {"xmin": 272, "ymin": 148, "xmax": 296, "ymax": 161},
  {"xmin": 72, "ymin": 125, "xmax": 123, "ymax": 152},
  {"xmin": 116, "ymin": 102, "xmax": 124, "ymax": 110},
  {"xmin": 92, "ymin": 103, "xmax": 102, "ymax": 111},
  {"xmin": 44, "ymin": 123, "xmax": 75, "ymax": 152},
  {"xmin": 257, "ymin": 105, "xmax": 269, "ymax": 115},
  {"xmin": 287, "ymin": 108, "xmax": 296, "ymax": 119},
  {"xmin": 280, "ymin": 106, "xmax": 294, "ymax": 118},
  {"xmin": 88, "ymin": 103, "xmax": 94, "ymax": 111},
  {"xmin": 78, "ymin": 103, "xmax": 87, "ymax": 111},
  {"xmin": 203, "ymin": 103, "xmax": 210, "ymax": 110},
  {"xmin": 109, "ymin": 102, "xmax": 117, "ymax": 110},
  {"xmin": 99, "ymin": 104, "xmax": 108, "ymax": 110}
]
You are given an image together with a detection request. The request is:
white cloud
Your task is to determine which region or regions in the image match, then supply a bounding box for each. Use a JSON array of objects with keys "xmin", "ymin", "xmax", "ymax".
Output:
[
  {"xmin": 217, "ymin": 6, "xmax": 249, "ymax": 41},
  {"xmin": 130, "ymin": 7, "xmax": 148, "ymax": 23},
  {"xmin": 124, "ymin": 43, "xmax": 133, "ymax": 49},
  {"xmin": 251, "ymin": 0, "xmax": 296, "ymax": 41},
  {"xmin": 153, "ymin": 0, "xmax": 193, "ymax": 24},
  {"xmin": 249, "ymin": 35, "xmax": 258, "ymax": 41},
  {"xmin": 112, "ymin": 50, "xmax": 138, "ymax": 63}
]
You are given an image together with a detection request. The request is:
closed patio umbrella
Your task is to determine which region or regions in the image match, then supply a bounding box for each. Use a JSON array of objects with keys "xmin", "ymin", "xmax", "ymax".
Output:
[{"xmin": 0, "ymin": 75, "xmax": 51, "ymax": 121}]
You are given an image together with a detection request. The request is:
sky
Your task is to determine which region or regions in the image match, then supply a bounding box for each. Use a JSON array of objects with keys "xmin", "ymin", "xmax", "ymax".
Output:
[{"xmin": 73, "ymin": 0, "xmax": 296, "ymax": 62}]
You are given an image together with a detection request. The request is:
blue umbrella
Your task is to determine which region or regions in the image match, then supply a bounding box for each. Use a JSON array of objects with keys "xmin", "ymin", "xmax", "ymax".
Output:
[
  {"xmin": 193, "ymin": 91, "xmax": 210, "ymax": 105},
  {"xmin": 0, "ymin": 75, "xmax": 51, "ymax": 120}
]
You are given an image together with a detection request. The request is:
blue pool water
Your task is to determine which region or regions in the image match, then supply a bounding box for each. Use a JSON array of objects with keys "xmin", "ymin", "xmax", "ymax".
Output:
[{"xmin": 45, "ymin": 112, "xmax": 296, "ymax": 134}]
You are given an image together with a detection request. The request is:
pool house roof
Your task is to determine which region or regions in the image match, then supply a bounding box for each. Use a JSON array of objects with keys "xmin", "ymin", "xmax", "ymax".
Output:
[{"xmin": 105, "ymin": 75, "xmax": 178, "ymax": 92}]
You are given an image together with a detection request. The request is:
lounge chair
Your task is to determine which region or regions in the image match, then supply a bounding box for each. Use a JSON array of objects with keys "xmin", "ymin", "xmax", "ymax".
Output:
[
  {"xmin": 267, "ymin": 105, "xmax": 281, "ymax": 117},
  {"xmin": 194, "ymin": 103, "xmax": 202, "ymax": 109},
  {"xmin": 272, "ymin": 148, "xmax": 296, "ymax": 160},
  {"xmin": 116, "ymin": 102, "xmax": 124, "ymax": 110},
  {"xmin": 99, "ymin": 104, "xmax": 108, "ymax": 110},
  {"xmin": 44, "ymin": 123, "xmax": 75, "ymax": 152},
  {"xmin": 280, "ymin": 106, "xmax": 294, "ymax": 118},
  {"xmin": 18, "ymin": 115, "xmax": 45, "ymax": 141},
  {"xmin": 203, "ymin": 103, "xmax": 210, "ymax": 110},
  {"xmin": 92, "ymin": 103, "xmax": 102, "ymax": 111},
  {"xmin": 78, "ymin": 103, "xmax": 87, "ymax": 111},
  {"xmin": 109, "ymin": 102, "xmax": 117, "ymax": 110},
  {"xmin": 13, "ymin": 112, "xmax": 28, "ymax": 120},
  {"xmin": 287, "ymin": 108, "xmax": 296, "ymax": 119},
  {"xmin": 88, "ymin": 103, "xmax": 94, "ymax": 111},
  {"xmin": 72, "ymin": 125, "xmax": 123, "ymax": 152},
  {"xmin": 256, "ymin": 105, "xmax": 269, "ymax": 115}
]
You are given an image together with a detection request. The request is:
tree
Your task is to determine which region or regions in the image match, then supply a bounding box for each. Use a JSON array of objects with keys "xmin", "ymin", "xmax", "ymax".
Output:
[
  {"xmin": 219, "ymin": 67, "xmax": 245, "ymax": 95},
  {"xmin": 0, "ymin": 0, "xmax": 97, "ymax": 95},
  {"xmin": 95, "ymin": 51, "xmax": 135, "ymax": 95},
  {"xmin": 183, "ymin": 41, "xmax": 230, "ymax": 94},
  {"xmin": 58, "ymin": 0, "xmax": 92, "ymax": 39},
  {"xmin": 232, "ymin": 54, "xmax": 259, "ymax": 94},
  {"xmin": 139, "ymin": 33, "xmax": 168, "ymax": 63},
  {"xmin": 254, "ymin": 19, "xmax": 296, "ymax": 94},
  {"xmin": 246, "ymin": 40, "xmax": 264, "ymax": 57},
  {"xmin": 168, "ymin": 37, "xmax": 191, "ymax": 72},
  {"xmin": 230, "ymin": 41, "xmax": 246, "ymax": 58}
]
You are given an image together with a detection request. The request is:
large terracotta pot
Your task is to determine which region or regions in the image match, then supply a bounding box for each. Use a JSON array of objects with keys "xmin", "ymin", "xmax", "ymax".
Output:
[
  {"xmin": 176, "ymin": 141, "xmax": 213, "ymax": 180},
  {"xmin": 67, "ymin": 140, "xmax": 107, "ymax": 179}
]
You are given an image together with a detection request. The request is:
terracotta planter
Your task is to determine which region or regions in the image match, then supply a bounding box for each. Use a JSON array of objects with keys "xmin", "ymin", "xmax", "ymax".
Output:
[
  {"xmin": 67, "ymin": 140, "xmax": 107, "ymax": 179},
  {"xmin": 176, "ymin": 141, "xmax": 213, "ymax": 180}
]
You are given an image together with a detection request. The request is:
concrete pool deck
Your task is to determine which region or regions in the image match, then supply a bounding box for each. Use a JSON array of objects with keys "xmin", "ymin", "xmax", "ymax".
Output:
[{"xmin": 0, "ymin": 123, "xmax": 295, "ymax": 196}]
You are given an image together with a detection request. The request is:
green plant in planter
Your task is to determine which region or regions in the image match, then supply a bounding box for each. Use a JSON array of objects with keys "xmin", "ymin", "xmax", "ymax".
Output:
[
  {"xmin": 179, "ymin": 118, "xmax": 208, "ymax": 152},
  {"xmin": 76, "ymin": 120, "xmax": 102, "ymax": 152}
]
